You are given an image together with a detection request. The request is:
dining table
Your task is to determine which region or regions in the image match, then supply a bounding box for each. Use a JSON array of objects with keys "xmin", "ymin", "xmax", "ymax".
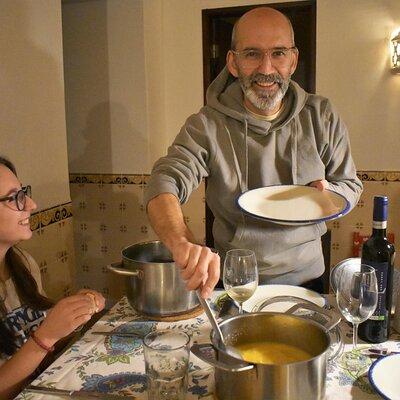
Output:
[{"xmin": 16, "ymin": 291, "xmax": 400, "ymax": 400}]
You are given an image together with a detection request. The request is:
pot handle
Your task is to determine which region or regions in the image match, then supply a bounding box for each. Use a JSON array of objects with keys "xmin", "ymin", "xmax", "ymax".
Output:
[
  {"xmin": 254, "ymin": 296, "xmax": 344, "ymax": 361},
  {"xmin": 191, "ymin": 343, "xmax": 254, "ymax": 372},
  {"xmin": 284, "ymin": 301, "xmax": 341, "ymax": 331},
  {"xmin": 107, "ymin": 262, "xmax": 143, "ymax": 278},
  {"xmin": 254, "ymin": 296, "xmax": 341, "ymax": 331}
]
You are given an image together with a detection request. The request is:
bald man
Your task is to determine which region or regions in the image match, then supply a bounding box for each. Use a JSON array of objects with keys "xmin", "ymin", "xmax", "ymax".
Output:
[{"xmin": 145, "ymin": 7, "xmax": 362, "ymax": 298}]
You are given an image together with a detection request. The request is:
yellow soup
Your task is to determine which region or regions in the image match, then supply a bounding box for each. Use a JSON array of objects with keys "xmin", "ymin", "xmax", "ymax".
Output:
[{"xmin": 235, "ymin": 342, "xmax": 312, "ymax": 365}]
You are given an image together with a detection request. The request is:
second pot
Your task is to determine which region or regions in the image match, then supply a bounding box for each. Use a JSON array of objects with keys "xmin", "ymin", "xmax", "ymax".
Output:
[{"xmin": 108, "ymin": 240, "xmax": 199, "ymax": 316}]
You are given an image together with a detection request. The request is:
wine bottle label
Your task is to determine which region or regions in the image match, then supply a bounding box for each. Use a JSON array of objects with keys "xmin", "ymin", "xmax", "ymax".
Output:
[
  {"xmin": 372, "ymin": 221, "xmax": 387, "ymax": 229},
  {"xmin": 366, "ymin": 260, "xmax": 389, "ymax": 321}
]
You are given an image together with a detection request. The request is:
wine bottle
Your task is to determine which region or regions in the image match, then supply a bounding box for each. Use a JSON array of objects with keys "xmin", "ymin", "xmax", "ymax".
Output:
[{"xmin": 358, "ymin": 196, "xmax": 396, "ymax": 343}]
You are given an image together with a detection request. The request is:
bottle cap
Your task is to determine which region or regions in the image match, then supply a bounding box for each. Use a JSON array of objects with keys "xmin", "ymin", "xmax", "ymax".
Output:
[{"xmin": 373, "ymin": 196, "xmax": 388, "ymax": 222}]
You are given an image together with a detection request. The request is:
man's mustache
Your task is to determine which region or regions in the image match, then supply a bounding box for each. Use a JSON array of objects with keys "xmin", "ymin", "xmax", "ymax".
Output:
[{"xmin": 251, "ymin": 73, "xmax": 283, "ymax": 86}]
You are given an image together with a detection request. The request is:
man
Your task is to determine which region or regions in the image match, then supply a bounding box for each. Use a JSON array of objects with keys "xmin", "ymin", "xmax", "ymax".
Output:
[{"xmin": 144, "ymin": 7, "xmax": 362, "ymax": 298}]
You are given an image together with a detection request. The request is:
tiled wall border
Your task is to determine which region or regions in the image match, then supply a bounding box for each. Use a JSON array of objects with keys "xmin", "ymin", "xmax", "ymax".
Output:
[
  {"xmin": 70, "ymin": 171, "xmax": 400, "ymax": 185},
  {"xmin": 30, "ymin": 202, "xmax": 73, "ymax": 232},
  {"xmin": 69, "ymin": 174, "xmax": 149, "ymax": 185},
  {"xmin": 356, "ymin": 171, "xmax": 400, "ymax": 182}
]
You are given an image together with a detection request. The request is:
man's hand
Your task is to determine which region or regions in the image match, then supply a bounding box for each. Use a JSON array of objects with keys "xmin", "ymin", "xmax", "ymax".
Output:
[
  {"xmin": 309, "ymin": 179, "xmax": 329, "ymax": 191},
  {"xmin": 171, "ymin": 241, "xmax": 220, "ymax": 299}
]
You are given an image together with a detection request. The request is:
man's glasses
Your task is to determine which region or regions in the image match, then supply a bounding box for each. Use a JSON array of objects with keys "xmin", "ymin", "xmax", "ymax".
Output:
[
  {"xmin": 232, "ymin": 47, "xmax": 297, "ymax": 69},
  {"xmin": 0, "ymin": 185, "xmax": 32, "ymax": 211}
]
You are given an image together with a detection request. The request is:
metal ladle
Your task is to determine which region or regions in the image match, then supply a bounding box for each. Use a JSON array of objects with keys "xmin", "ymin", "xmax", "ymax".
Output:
[{"xmin": 196, "ymin": 289, "xmax": 243, "ymax": 360}]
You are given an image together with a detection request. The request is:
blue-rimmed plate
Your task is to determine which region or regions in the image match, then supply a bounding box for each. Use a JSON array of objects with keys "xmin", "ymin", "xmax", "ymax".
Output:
[
  {"xmin": 369, "ymin": 354, "xmax": 400, "ymax": 399},
  {"xmin": 237, "ymin": 185, "xmax": 350, "ymax": 225}
]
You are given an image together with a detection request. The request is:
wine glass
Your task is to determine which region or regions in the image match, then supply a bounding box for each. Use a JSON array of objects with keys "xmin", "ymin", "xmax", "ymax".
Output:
[
  {"xmin": 336, "ymin": 264, "xmax": 378, "ymax": 369},
  {"xmin": 223, "ymin": 249, "xmax": 258, "ymax": 314}
]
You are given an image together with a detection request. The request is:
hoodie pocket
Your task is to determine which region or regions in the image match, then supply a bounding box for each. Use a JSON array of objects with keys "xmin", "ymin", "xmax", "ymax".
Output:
[
  {"xmin": 228, "ymin": 214, "xmax": 246, "ymax": 246},
  {"xmin": 227, "ymin": 215, "xmax": 325, "ymax": 257}
]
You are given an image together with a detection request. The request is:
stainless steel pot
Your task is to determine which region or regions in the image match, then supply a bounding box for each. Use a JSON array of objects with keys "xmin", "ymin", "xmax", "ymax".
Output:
[
  {"xmin": 192, "ymin": 305, "xmax": 341, "ymax": 400},
  {"xmin": 107, "ymin": 240, "xmax": 199, "ymax": 316}
]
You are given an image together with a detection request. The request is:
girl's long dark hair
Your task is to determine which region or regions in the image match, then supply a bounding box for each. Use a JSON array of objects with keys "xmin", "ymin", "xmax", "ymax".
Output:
[{"xmin": 0, "ymin": 156, "xmax": 53, "ymax": 356}]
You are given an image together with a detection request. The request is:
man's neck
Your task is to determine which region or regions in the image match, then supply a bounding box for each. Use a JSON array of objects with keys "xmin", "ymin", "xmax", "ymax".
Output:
[{"xmin": 243, "ymin": 97, "xmax": 282, "ymax": 117}]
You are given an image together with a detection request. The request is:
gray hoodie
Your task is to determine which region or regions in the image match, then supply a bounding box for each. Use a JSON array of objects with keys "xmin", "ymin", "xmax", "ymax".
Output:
[{"xmin": 144, "ymin": 67, "xmax": 362, "ymax": 284}]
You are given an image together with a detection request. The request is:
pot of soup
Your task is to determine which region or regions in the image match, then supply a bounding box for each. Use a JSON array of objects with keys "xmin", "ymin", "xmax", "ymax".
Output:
[{"xmin": 192, "ymin": 307, "xmax": 340, "ymax": 400}]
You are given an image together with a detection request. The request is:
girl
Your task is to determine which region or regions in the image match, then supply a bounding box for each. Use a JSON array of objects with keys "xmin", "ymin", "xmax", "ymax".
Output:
[{"xmin": 0, "ymin": 156, "xmax": 105, "ymax": 398}]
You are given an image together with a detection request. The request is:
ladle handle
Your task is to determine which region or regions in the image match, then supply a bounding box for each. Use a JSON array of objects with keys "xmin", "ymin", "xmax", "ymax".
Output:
[
  {"xmin": 196, "ymin": 289, "xmax": 225, "ymax": 345},
  {"xmin": 191, "ymin": 343, "xmax": 253, "ymax": 372}
]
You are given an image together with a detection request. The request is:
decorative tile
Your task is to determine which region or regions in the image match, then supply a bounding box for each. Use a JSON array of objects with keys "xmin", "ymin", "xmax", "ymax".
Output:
[
  {"xmin": 330, "ymin": 245, "xmax": 354, "ymax": 268},
  {"xmin": 20, "ymin": 214, "xmax": 75, "ymax": 301},
  {"xmin": 357, "ymin": 171, "xmax": 400, "ymax": 182},
  {"xmin": 29, "ymin": 213, "xmax": 41, "ymax": 231},
  {"xmin": 142, "ymin": 175, "xmax": 151, "ymax": 185},
  {"xmin": 69, "ymin": 172, "xmax": 400, "ymax": 303},
  {"xmin": 328, "ymin": 179, "xmax": 399, "ymax": 271}
]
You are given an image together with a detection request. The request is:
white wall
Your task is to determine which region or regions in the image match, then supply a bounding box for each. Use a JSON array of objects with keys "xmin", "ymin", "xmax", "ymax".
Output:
[
  {"xmin": 0, "ymin": 0, "xmax": 70, "ymax": 210},
  {"xmin": 63, "ymin": 0, "xmax": 149, "ymax": 174}
]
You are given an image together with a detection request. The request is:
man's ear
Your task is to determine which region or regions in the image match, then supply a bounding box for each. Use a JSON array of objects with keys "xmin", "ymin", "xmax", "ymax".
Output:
[
  {"xmin": 226, "ymin": 50, "xmax": 239, "ymax": 78},
  {"xmin": 289, "ymin": 49, "xmax": 299, "ymax": 76}
]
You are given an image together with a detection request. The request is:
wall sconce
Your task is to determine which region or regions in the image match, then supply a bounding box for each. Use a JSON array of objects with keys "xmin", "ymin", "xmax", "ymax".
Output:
[{"xmin": 391, "ymin": 31, "xmax": 400, "ymax": 73}]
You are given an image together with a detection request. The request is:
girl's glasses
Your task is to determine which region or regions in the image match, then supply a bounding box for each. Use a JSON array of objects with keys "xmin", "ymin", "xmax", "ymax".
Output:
[{"xmin": 0, "ymin": 185, "xmax": 32, "ymax": 211}]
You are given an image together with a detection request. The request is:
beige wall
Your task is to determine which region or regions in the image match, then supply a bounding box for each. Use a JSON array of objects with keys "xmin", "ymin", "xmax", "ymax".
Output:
[
  {"xmin": 317, "ymin": 0, "xmax": 400, "ymax": 171},
  {"xmin": 0, "ymin": 0, "xmax": 70, "ymax": 209},
  {"xmin": 0, "ymin": 0, "xmax": 75, "ymax": 300},
  {"xmin": 64, "ymin": 0, "xmax": 400, "ymax": 172},
  {"xmin": 142, "ymin": 0, "xmax": 400, "ymax": 170},
  {"xmin": 63, "ymin": 0, "xmax": 149, "ymax": 174}
]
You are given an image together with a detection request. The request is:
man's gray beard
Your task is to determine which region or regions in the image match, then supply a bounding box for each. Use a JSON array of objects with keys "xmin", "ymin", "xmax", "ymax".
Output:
[{"xmin": 239, "ymin": 72, "xmax": 290, "ymax": 112}]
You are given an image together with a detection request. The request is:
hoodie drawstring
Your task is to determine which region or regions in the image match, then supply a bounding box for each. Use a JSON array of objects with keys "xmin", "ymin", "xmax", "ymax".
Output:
[
  {"xmin": 225, "ymin": 119, "xmax": 249, "ymax": 194},
  {"xmin": 290, "ymin": 120, "xmax": 298, "ymax": 184},
  {"xmin": 244, "ymin": 119, "xmax": 249, "ymax": 192}
]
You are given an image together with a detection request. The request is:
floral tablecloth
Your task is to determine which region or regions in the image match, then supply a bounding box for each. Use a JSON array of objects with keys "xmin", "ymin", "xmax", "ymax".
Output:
[{"xmin": 17, "ymin": 293, "xmax": 400, "ymax": 400}]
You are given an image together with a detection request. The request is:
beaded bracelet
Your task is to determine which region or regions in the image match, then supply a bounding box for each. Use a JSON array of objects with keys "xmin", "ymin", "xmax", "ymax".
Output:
[{"xmin": 31, "ymin": 331, "xmax": 54, "ymax": 353}]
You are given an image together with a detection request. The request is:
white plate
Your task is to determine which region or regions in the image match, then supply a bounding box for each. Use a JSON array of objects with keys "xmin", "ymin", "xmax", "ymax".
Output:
[
  {"xmin": 237, "ymin": 185, "xmax": 350, "ymax": 225},
  {"xmin": 369, "ymin": 354, "xmax": 400, "ymax": 400},
  {"xmin": 242, "ymin": 284, "xmax": 326, "ymax": 313}
]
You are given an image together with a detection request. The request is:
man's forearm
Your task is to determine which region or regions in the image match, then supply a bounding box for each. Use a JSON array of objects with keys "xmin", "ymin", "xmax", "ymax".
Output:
[
  {"xmin": 146, "ymin": 193, "xmax": 195, "ymax": 251},
  {"xmin": 147, "ymin": 193, "xmax": 220, "ymax": 297}
]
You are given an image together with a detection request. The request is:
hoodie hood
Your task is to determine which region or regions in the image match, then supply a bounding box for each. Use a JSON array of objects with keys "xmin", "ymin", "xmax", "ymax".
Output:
[
  {"xmin": 205, "ymin": 66, "xmax": 309, "ymax": 191},
  {"xmin": 206, "ymin": 66, "xmax": 307, "ymax": 135}
]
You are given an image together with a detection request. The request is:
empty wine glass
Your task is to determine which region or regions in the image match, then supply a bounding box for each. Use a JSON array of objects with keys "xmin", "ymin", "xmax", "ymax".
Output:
[
  {"xmin": 336, "ymin": 264, "xmax": 378, "ymax": 369},
  {"xmin": 223, "ymin": 249, "xmax": 258, "ymax": 314}
]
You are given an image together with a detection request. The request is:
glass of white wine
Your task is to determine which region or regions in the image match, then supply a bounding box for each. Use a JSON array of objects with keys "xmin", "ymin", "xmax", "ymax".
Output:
[{"xmin": 223, "ymin": 249, "xmax": 258, "ymax": 314}]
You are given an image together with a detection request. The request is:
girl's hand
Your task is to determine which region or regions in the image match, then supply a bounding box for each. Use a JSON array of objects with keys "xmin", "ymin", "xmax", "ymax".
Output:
[
  {"xmin": 77, "ymin": 289, "xmax": 106, "ymax": 313},
  {"xmin": 34, "ymin": 291, "xmax": 105, "ymax": 347}
]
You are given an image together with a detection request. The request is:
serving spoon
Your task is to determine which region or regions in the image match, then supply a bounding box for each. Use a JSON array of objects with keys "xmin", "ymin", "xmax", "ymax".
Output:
[{"xmin": 196, "ymin": 289, "xmax": 244, "ymax": 360}]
